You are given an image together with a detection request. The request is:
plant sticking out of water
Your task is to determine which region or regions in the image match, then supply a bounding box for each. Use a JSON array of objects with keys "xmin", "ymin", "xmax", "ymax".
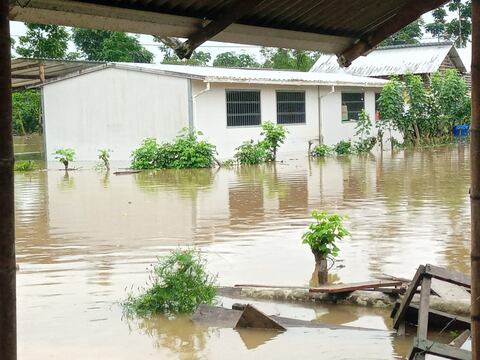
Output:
[
  {"xmin": 302, "ymin": 210, "xmax": 349, "ymax": 284},
  {"xmin": 97, "ymin": 149, "xmax": 112, "ymax": 171},
  {"xmin": 122, "ymin": 249, "xmax": 217, "ymax": 315},
  {"xmin": 234, "ymin": 140, "xmax": 268, "ymax": 165},
  {"xmin": 260, "ymin": 121, "xmax": 288, "ymax": 161},
  {"xmin": 14, "ymin": 160, "xmax": 36, "ymax": 172},
  {"xmin": 311, "ymin": 144, "xmax": 332, "ymax": 158},
  {"xmin": 53, "ymin": 148, "xmax": 75, "ymax": 171},
  {"xmin": 333, "ymin": 140, "xmax": 353, "ymax": 155},
  {"xmin": 354, "ymin": 111, "xmax": 377, "ymax": 153}
]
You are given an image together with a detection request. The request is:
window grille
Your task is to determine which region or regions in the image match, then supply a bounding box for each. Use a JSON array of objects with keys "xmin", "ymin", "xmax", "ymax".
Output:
[
  {"xmin": 276, "ymin": 91, "xmax": 306, "ymax": 124},
  {"xmin": 341, "ymin": 92, "xmax": 365, "ymax": 121},
  {"xmin": 226, "ymin": 90, "xmax": 261, "ymax": 127}
]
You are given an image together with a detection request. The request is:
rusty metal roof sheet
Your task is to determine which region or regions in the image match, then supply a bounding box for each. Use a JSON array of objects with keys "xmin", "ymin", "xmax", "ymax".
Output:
[
  {"xmin": 11, "ymin": 58, "xmax": 102, "ymax": 89},
  {"xmin": 310, "ymin": 42, "xmax": 468, "ymax": 77}
]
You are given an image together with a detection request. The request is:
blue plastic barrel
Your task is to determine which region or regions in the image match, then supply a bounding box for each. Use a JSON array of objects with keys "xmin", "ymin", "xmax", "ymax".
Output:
[{"xmin": 453, "ymin": 124, "xmax": 470, "ymax": 137}]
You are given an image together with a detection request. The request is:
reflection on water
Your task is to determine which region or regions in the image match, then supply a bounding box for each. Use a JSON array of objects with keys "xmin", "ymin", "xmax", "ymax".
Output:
[{"xmin": 15, "ymin": 145, "xmax": 470, "ymax": 359}]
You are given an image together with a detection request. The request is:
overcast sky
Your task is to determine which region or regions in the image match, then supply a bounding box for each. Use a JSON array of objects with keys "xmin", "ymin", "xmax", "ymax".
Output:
[{"xmin": 9, "ymin": 17, "xmax": 473, "ymax": 71}]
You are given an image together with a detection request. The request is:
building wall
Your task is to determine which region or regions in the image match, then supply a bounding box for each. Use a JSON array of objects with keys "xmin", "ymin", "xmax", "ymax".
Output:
[
  {"xmin": 43, "ymin": 67, "xmax": 189, "ymax": 161},
  {"xmin": 193, "ymin": 81, "xmax": 382, "ymax": 159}
]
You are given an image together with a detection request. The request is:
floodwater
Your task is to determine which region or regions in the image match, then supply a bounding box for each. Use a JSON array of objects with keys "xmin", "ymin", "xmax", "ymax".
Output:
[{"xmin": 14, "ymin": 143, "xmax": 470, "ymax": 359}]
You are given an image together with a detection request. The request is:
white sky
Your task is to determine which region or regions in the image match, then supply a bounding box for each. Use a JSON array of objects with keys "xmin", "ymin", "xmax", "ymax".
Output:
[{"xmin": 9, "ymin": 14, "xmax": 473, "ymax": 71}]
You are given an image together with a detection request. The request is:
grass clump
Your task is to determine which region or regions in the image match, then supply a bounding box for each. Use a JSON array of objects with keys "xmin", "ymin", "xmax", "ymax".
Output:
[
  {"xmin": 123, "ymin": 249, "xmax": 217, "ymax": 315},
  {"xmin": 14, "ymin": 160, "xmax": 36, "ymax": 171}
]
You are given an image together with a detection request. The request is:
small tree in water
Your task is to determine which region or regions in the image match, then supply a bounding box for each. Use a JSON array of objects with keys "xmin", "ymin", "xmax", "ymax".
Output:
[
  {"xmin": 53, "ymin": 148, "xmax": 75, "ymax": 171},
  {"xmin": 98, "ymin": 149, "xmax": 112, "ymax": 171},
  {"xmin": 123, "ymin": 249, "xmax": 217, "ymax": 315},
  {"xmin": 260, "ymin": 121, "xmax": 288, "ymax": 161},
  {"xmin": 302, "ymin": 210, "xmax": 349, "ymax": 284}
]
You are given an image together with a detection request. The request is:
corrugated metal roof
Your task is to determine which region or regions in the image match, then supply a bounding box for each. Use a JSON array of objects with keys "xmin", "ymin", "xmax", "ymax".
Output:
[
  {"xmin": 40, "ymin": 62, "xmax": 388, "ymax": 88},
  {"xmin": 11, "ymin": 58, "xmax": 102, "ymax": 89},
  {"xmin": 310, "ymin": 42, "xmax": 468, "ymax": 77},
  {"xmin": 9, "ymin": 0, "xmax": 418, "ymax": 56}
]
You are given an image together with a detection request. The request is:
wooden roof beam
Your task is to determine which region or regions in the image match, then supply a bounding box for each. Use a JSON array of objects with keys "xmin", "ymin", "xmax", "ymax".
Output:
[
  {"xmin": 337, "ymin": 0, "xmax": 450, "ymax": 67},
  {"xmin": 174, "ymin": 0, "xmax": 262, "ymax": 59}
]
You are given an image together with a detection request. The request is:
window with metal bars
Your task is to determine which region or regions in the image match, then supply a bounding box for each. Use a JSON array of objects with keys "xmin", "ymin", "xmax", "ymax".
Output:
[
  {"xmin": 276, "ymin": 91, "xmax": 306, "ymax": 124},
  {"xmin": 341, "ymin": 92, "xmax": 365, "ymax": 122},
  {"xmin": 226, "ymin": 90, "xmax": 261, "ymax": 127}
]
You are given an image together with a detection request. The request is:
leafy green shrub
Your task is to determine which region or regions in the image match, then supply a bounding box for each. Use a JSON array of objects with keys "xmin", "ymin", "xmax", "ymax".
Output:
[
  {"xmin": 221, "ymin": 159, "xmax": 235, "ymax": 167},
  {"xmin": 234, "ymin": 140, "xmax": 268, "ymax": 165},
  {"xmin": 131, "ymin": 129, "xmax": 216, "ymax": 170},
  {"xmin": 311, "ymin": 144, "xmax": 332, "ymax": 157},
  {"xmin": 354, "ymin": 137, "xmax": 377, "ymax": 153},
  {"xmin": 123, "ymin": 249, "xmax": 217, "ymax": 315},
  {"xmin": 53, "ymin": 148, "xmax": 75, "ymax": 171},
  {"xmin": 334, "ymin": 140, "xmax": 352, "ymax": 155},
  {"xmin": 97, "ymin": 149, "xmax": 112, "ymax": 171},
  {"xmin": 14, "ymin": 160, "xmax": 36, "ymax": 171},
  {"xmin": 260, "ymin": 121, "xmax": 288, "ymax": 161},
  {"xmin": 302, "ymin": 210, "xmax": 349, "ymax": 258}
]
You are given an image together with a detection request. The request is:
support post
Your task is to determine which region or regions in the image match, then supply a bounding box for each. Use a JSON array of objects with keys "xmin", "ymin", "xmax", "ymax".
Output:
[
  {"xmin": 471, "ymin": 1, "xmax": 480, "ymax": 358},
  {"xmin": 0, "ymin": 1, "xmax": 16, "ymax": 359}
]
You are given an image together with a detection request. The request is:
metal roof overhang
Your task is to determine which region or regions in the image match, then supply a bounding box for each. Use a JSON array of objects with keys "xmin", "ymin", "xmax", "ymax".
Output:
[
  {"xmin": 11, "ymin": 58, "xmax": 103, "ymax": 89},
  {"xmin": 9, "ymin": 0, "xmax": 450, "ymax": 66}
]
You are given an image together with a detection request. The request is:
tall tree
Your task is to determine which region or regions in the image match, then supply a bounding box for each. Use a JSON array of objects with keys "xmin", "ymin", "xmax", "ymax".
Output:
[
  {"xmin": 72, "ymin": 28, "xmax": 154, "ymax": 63},
  {"xmin": 381, "ymin": 19, "xmax": 424, "ymax": 46},
  {"xmin": 213, "ymin": 52, "xmax": 259, "ymax": 68},
  {"xmin": 425, "ymin": 0, "xmax": 472, "ymax": 47},
  {"xmin": 261, "ymin": 48, "xmax": 320, "ymax": 71},
  {"xmin": 157, "ymin": 42, "xmax": 211, "ymax": 65},
  {"xmin": 16, "ymin": 23, "xmax": 70, "ymax": 59}
]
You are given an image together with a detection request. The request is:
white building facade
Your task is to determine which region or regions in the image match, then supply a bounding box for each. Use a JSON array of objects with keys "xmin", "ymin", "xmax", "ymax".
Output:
[{"xmin": 42, "ymin": 63, "xmax": 387, "ymax": 162}]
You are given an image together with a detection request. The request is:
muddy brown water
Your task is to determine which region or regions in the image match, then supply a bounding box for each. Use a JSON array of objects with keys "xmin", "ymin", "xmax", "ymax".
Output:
[{"xmin": 14, "ymin": 143, "xmax": 470, "ymax": 359}]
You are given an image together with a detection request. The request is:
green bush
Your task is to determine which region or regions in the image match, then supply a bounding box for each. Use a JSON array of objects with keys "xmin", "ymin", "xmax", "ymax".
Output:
[
  {"xmin": 53, "ymin": 148, "xmax": 75, "ymax": 171},
  {"xmin": 354, "ymin": 137, "xmax": 377, "ymax": 153},
  {"xmin": 302, "ymin": 210, "xmax": 349, "ymax": 258},
  {"xmin": 311, "ymin": 144, "xmax": 332, "ymax": 157},
  {"xmin": 14, "ymin": 160, "xmax": 36, "ymax": 171},
  {"xmin": 234, "ymin": 140, "xmax": 268, "ymax": 165},
  {"xmin": 123, "ymin": 249, "xmax": 217, "ymax": 315},
  {"xmin": 131, "ymin": 129, "xmax": 216, "ymax": 170},
  {"xmin": 260, "ymin": 121, "xmax": 288, "ymax": 161},
  {"xmin": 334, "ymin": 140, "xmax": 352, "ymax": 155}
]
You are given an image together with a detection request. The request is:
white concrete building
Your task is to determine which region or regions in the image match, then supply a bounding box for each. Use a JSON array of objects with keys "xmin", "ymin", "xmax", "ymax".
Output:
[{"xmin": 41, "ymin": 63, "xmax": 387, "ymax": 161}]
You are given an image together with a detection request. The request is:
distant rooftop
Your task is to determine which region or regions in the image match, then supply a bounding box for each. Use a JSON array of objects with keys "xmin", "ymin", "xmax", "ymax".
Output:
[
  {"xmin": 38, "ymin": 62, "xmax": 388, "ymax": 88},
  {"xmin": 310, "ymin": 42, "xmax": 468, "ymax": 77}
]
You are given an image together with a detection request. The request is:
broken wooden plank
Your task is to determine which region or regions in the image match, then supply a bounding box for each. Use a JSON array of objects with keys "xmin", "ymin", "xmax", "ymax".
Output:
[
  {"xmin": 234, "ymin": 304, "xmax": 286, "ymax": 331},
  {"xmin": 431, "ymin": 278, "xmax": 471, "ymax": 301},
  {"xmin": 417, "ymin": 275, "xmax": 432, "ymax": 340},
  {"xmin": 408, "ymin": 337, "xmax": 472, "ymax": 360},
  {"xmin": 393, "ymin": 265, "xmax": 426, "ymax": 330},
  {"xmin": 309, "ymin": 280, "xmax": 403, "ymax": 294},
  {"xmin": 425, "ymin": 264, "xmax": 471, "ymax": 289},
  {"xmin": 450, "ymin": 330, "xmax": 471, "ymax": 348},
  {"xmin": 390, "ymin": 302, "xmax": 470, "ymax": 331}
]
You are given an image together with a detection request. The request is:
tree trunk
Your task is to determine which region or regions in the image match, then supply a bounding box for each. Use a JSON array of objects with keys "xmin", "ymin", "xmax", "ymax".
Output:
[{"xmin": 312, "ymin": 250, "xmax": 328, "ymax": 285}]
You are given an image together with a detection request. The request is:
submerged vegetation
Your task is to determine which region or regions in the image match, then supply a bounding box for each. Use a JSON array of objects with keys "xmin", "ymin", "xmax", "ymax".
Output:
[
  {"xmin": 311, "ymin": 144, "xmax": 332, "ymax": 158},
  {"xmin": 234, "ymin": 121, "xmax": 288, "ymax": 165},
  {"xmin": 54, "ymin": 148, "xmax": 75, "ymax": 171},
  {"xmin": 123, "ymin": 249, "xmax": 217, "ymax": 315},
  {"xmin": 131, "ymin": 129, "xmax": 216, "ymax": 170},
  {"xmin": 14, "ymin": 160, "xmax": 36, "ymax": 172}
]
